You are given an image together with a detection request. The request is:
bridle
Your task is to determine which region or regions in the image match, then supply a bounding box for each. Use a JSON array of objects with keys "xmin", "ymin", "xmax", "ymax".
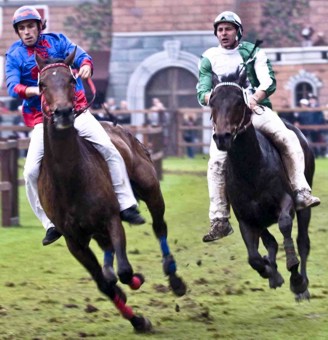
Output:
[
  {"xmin": 39, "ymin": 62, "xmax": 96, "ymax": 120},
  {"xmin": 212, "ymin": 82, "xmax": 252, "ymax": 139}
]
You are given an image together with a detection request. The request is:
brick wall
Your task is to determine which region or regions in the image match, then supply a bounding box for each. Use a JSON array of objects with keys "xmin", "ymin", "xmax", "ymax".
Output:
[
  {"xmin": 112, "ymin": 0, "xmax": 240, "ymax": 32},
  {"xmin": 112, "ymin": 0, "xmax": 328, "ymax": 44}
]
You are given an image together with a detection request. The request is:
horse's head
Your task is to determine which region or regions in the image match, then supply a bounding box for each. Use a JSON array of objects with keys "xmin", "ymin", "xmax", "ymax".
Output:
[
  {"xmin": 36, "ymin": 47, "xmax": 77, "ymax": 129},
  {"xmin": 209, "ymin": 67, "xmax": 252, "ymax": 151}
]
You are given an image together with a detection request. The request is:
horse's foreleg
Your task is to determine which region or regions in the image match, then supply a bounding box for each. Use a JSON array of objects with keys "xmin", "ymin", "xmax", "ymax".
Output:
[
  {"xmin": 137, "ymin": 178, "xmax": 186, "ymax": 297},
  {"xmin": 239, "ymin": 222, "xmax": 272, "ymax": 279},
  {"xmin": 278, "ymin": 199, "xmax": 309, "ymax": 300},
  {"xmin": 261, "ymin": 229, "xmax": 284, "ymax": 288},
  {"xmin": 107, "ymin": 217, "xmax": 144, "ymax": 290},
  {"xmin": 296, "ymin": 209, "xmax": 311, "ymax": 282},
  {"xmin": 146, "ymin": 187, "xmax": 187, "ymax": 296},
  {"xmin": 294, "ymin": 208, "xmax": 311, "ymax": 300},
  {"xmin": 92, "ymin": 234, "xmax": 118, "ymax": 284},
  {"xmin": 65, "ymin": 236, "xmax": 151, "ymax": 332}
]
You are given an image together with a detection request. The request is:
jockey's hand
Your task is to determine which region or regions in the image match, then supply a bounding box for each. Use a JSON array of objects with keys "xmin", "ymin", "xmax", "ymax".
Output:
[
  {"xmin": 249, "ymin": 95, "xmax": 259, "ymax": 111},
  {"xmin": 25, "ymin": 86, "xmax": 40, "ymax": 98},
  {"xmin": 77, "ymin": 65, "xmax": 92, "ymax": 80}
]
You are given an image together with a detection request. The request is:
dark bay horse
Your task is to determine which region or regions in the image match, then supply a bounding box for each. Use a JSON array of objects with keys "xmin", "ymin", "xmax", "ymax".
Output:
[
  {"xmin": 209, "ymin": 69, "xmax": 315, "ymax": 301},
  {"xmin": 35, "ymin": 49, "xmax": 186, "ymax": 332}
]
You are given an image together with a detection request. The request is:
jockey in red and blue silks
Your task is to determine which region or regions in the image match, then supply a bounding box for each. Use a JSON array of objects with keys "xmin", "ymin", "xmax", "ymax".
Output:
[
  {"xmin": 5, "ymin": 6, "xmax": 145, "ymax": 247},
  {"xmin": 6, "ymin": 33, "xmax": 91, "ymax": 127}
]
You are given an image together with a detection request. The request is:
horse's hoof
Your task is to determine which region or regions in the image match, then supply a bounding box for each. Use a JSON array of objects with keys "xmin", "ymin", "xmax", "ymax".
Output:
[
  {"xmin": 129, "ymin": 273, "xmax": 145, "ymax": 290},
  {"xmin": 290, "ymin": 274, "xmax": 308, "ymax": 296},
  {"xmin": 130, "ymin": 315, "xmax": 152, "ymax": 333},
  {"xmin": 268, "ymin": 271, "xmax": 284, "ymax": 289},
  {"xmin": 169, "ymin": 274, "xmax": 187, "ymax": 297},
  {"xmin": 295, "ymin": 289, "xmax": 311, "ymax": 302}
]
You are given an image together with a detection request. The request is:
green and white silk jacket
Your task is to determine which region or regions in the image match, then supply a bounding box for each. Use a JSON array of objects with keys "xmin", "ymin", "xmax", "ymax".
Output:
[{"xmin": 196, "ymin": 41, "xmax": 276, "ymax": 109}]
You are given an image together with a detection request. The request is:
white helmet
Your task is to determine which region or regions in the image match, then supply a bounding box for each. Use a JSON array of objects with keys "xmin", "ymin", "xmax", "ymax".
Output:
[{"xmin": 213, "ymin": 11, "xmax": 243, "ymax": 40}]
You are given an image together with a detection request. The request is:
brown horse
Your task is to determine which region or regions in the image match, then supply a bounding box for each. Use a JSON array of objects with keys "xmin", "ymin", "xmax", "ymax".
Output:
[
  {"xmin": 209, "ymin": 68, "xmax": 314, "ymax": 301},
  {"xmin": 35, "ymin": 49, "xmax": 186, "ymax": 332}
]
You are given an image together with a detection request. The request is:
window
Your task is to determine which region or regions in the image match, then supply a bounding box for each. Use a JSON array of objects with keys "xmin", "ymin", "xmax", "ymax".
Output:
[{"xmin": 295, "ymin": 82, "xmax": 313, "ymax": 106}]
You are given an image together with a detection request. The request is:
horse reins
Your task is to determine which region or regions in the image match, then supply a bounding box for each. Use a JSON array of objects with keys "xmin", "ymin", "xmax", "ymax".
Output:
[
  {"xmin": 213, "ymin": 82, "xmax": 252, "ymax": 138},
  {"xmin": 39, "ymin": 62, "xmax": 96, "ymax": 119}
]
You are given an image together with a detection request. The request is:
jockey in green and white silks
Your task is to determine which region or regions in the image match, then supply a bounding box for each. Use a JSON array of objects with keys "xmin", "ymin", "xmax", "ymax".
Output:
[{"xmin": 197, "ymin": 11, "xmax": 320, "ymax": 243}]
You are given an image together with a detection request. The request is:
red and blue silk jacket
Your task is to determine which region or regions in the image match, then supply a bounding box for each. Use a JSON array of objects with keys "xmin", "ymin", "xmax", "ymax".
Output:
[{"xmin": 5, "ymin": 33, "xmax": 93, "ymax": 127}]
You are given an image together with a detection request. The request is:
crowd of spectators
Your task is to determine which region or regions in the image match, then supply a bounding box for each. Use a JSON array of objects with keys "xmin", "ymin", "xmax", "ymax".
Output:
[{"xmin": 278, "ymin": 94, "xmax": 327, "ymax": 158}]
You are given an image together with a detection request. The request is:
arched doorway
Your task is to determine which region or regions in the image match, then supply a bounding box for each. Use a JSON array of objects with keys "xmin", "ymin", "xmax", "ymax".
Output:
[
  {"xmin": 145, "ymin": 67, "xmax": 198, "ymax": 109},
  {"xmin": 145, "ymin": 67, "xmax": 199, "ymax": 155}
]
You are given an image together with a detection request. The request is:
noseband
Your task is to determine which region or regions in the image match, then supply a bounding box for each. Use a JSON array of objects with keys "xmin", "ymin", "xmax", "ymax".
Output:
[
  {"xmin": 213, "ymin": 82, "xmax": 252, "ymax": 138},
  {"xmin": 39, "ymin": 62, "xmax": 96, "ymax": 119}
]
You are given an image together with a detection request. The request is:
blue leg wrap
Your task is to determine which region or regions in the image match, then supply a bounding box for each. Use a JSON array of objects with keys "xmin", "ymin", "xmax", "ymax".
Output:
[
  {"xmin": 167, "ymin": 259, "xmax": 177, "ymax": 274},
  {"xmin": 104, "ymin": 250, "xmax": 114, "ymax": 266},
  {"xmin": 160, "ymin": 236, "xmax": 170, "ymax": 257},
  {"xmin": 160, "ymin": 237, "xmax": 177, "ymax": 275}
]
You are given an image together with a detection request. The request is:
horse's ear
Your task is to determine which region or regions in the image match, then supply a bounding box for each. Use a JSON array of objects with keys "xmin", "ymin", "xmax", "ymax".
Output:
[
  {"xmin": 212, "ymin": 72, "xmax": 219, "ymax": 88},
  {"xmin": 238, "ymin": 66, "xmax": 248, "ymax": 87},
  {"xmin": 64, "ymin": 46, "xmax": 77, "ymax": 66},
  {"xmin": 35, "ymin": 52, "xmax": 46, "ymax": 70}
]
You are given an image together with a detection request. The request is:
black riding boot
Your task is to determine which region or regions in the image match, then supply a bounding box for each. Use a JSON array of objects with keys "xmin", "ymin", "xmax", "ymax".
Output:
[
  {"xmin": 42, "ymin": 227, "xmax": 62, "ymax": 246},
  {"xmin": 120, "ymin": 205, "xmax": 145, "ymax": 225}
]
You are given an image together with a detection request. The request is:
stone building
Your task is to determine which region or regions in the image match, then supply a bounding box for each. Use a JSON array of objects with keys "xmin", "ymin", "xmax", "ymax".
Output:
[
  {"xmin": 0, "ymin": 0, "xmax": 328, "ymax": 115},
  {"xmin": 110, "ymin": 0, "xmax": 328, "ymax": 119}
]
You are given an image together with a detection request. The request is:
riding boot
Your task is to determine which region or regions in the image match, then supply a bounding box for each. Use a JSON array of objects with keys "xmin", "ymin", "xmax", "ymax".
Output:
[
  {"xmin": 203, "ymin": 218, "xmax": 234, "ymax": 242},
  {"xmin": 120, "ymin": 205, "xmax": 145, "ymax": 225},
  {"xmin": 42, "ymin": 227, "xmax": 62, "ymax": 246}
]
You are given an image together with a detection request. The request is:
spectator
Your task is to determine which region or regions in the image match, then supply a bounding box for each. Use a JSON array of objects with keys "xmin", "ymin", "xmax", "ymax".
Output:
[
  {"xmin": 0, "ymin": 100, "xmax": 9, "ymax": 114},
  {"xmin": 105, "ymin": 97, "xmax": 118, "ymax": 112},
  {"xmin": 278, "ymin": 98, "xmax": 295, "ymax": 124},
  {"xmin": 94, "ymin": 97, "xmax": 118, "ymax": 123},
  {"xmin": 308, "ymin": 94, "xmax": 326, "ymax": 157},
  {"xmin": 147, "ymin": 97, "xmax": 165, "ymax": 126},
  {"xmin": 313, "ymin": 32, "xmax": 327, "ymax": 46},
  {"xmin": 295, "ymin": 97, "xmax": 326, "ymax": 157},
  {"xmin": 301, "ymin": 26, "xmax": 314, "ymax": 47},
  {"xmin": 116, "ymin": 100, "xmax": 131, "ymax": 125},
  {"xmin": 183, "ymin": 114, "xmax": 196, "ymax": 158}
]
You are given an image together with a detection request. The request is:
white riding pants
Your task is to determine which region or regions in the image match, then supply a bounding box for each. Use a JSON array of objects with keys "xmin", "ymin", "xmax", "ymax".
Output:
[
  {"xmin": 208, "ymin": 106, "xmax": 311, "ymax": 221},
  {"xmin": 24, "ymin": 110, "xmax": 137, "ymax": 231}
]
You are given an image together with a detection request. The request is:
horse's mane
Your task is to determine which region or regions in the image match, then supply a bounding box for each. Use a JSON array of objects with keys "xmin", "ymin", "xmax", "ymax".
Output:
[
  {"xmin": 220, "ymin": 72, "xmax": 239, "ymax": 83},
  {"xmin": 215, "ymin": 67, "xmax": 248, "ymax": 88},
  {"xmin": 40, "ymin": 56, "xmax": 65, "ymax": 65}
]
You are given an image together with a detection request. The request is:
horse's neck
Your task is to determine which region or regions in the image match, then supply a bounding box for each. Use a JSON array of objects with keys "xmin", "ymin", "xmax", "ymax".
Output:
[
  {"xmin": 229, "ymin": 127, "xmax": 263, "ymax": 177},
  {"xmin": 44, "ymin": 125, "xmax": 82, "ymax": 174}
]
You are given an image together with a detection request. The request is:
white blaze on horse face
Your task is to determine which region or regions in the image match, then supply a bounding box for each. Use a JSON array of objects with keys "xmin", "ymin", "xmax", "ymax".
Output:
[{"xmin": 52, "ymin": 71, "xmax": 57, "ymax": 76}]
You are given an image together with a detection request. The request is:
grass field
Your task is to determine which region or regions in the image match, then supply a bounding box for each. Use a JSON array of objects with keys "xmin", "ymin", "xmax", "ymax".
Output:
[{"xmin": 0, "ymin": 155, "xmax": 327, "ymax": 340}]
